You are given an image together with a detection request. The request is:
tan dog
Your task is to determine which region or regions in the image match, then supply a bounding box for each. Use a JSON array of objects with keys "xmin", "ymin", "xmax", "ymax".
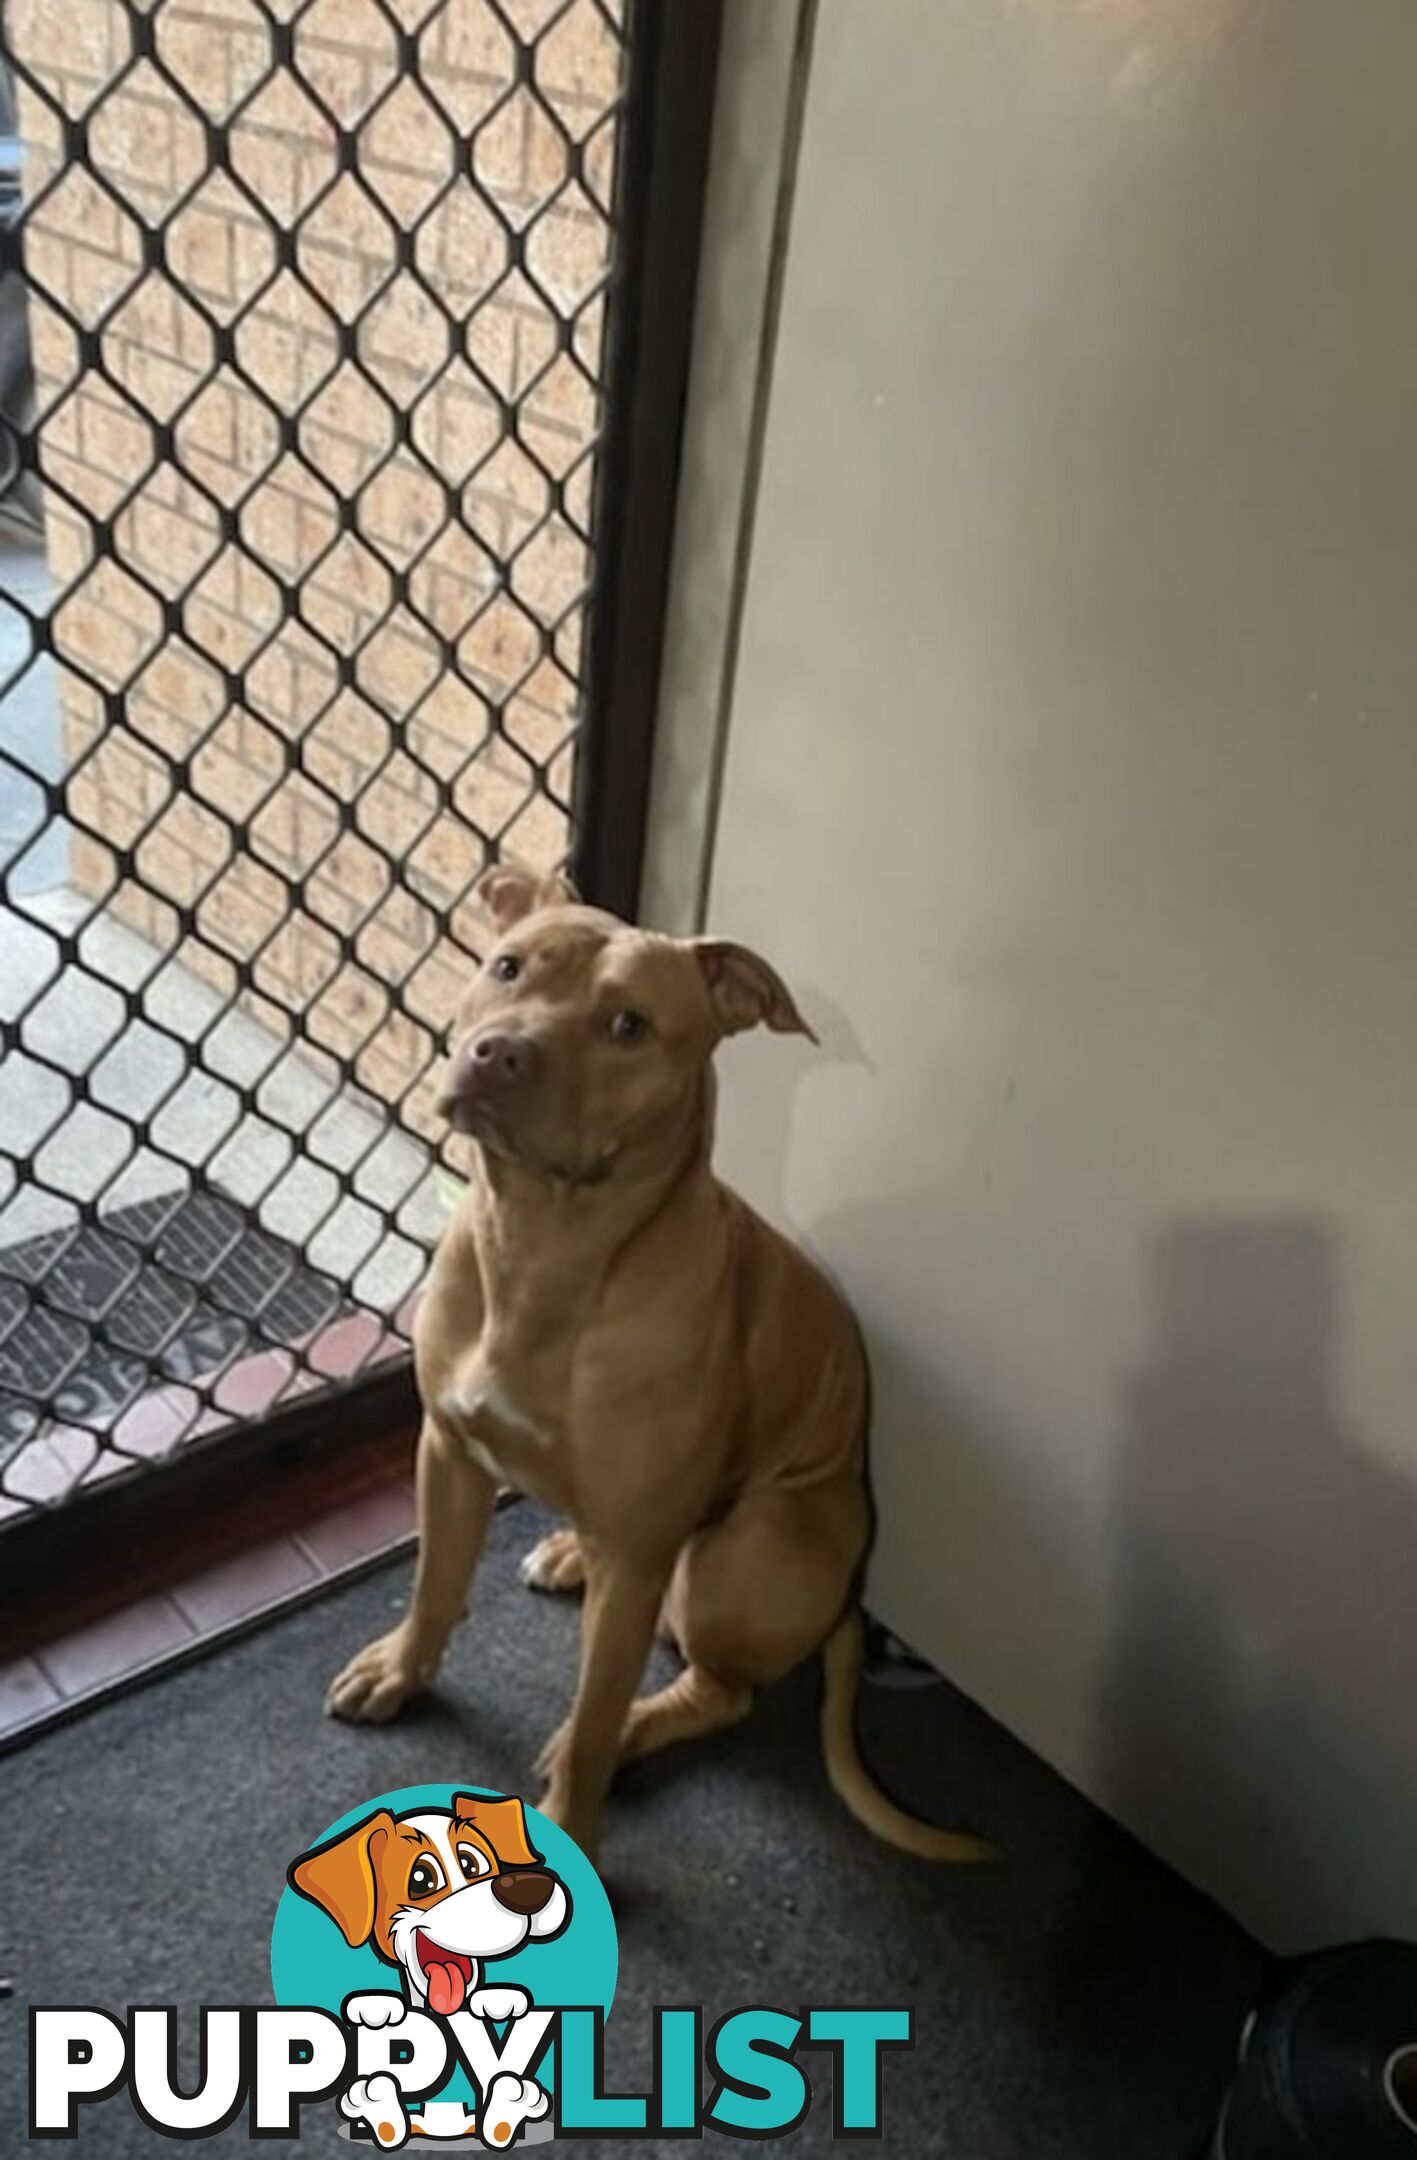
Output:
[{"xmin": 327, "ymin": 866, "xmax": 993, "ymax": 1866}]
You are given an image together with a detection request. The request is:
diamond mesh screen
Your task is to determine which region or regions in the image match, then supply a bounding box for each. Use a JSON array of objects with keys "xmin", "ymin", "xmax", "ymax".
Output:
[{"xmin": 0, "ymin": 0, "xmax": 630, "ymax": 1522}]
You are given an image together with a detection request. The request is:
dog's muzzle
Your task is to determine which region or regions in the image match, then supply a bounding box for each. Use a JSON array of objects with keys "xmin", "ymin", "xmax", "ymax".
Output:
[
  {"xmin": 491, "ymin": 1868, "xmax": 555, "ymax": 1916},
  {"xmin": 437, "ymin": 1030, "xmax": 542, "ymax": 1130}
]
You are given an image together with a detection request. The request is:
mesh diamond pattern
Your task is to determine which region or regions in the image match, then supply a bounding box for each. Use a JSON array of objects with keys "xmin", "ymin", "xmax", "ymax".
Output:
[{"xmin": 0, "ymin": 0, "xmax": 629, "ymax": 1520}]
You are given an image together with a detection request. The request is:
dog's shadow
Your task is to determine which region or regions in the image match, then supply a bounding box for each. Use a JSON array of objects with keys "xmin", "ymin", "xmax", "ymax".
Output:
[{"xmin": 712, "ymin": 978, "xmax": 873, "ymax": 1244}]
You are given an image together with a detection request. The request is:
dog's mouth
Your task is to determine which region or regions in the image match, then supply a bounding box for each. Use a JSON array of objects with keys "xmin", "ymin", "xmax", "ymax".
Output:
[{"xmin": 415, "ymin": 1931, "xmax": 475, "ymax": 2017}]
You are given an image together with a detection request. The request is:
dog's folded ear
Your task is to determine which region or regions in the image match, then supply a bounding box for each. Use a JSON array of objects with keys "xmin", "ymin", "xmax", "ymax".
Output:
[
  {"xmin": 474, "ymin": 862, "xmax": 580, "ymax": 930},
  {"xmin": 452, "ymin": 1792, "xmax": 543, "ymax": 1870},
  {"xmin": 690, "ymin": 939, "xmax": 818, "ymax": 1044},
  {"xmin": 288, "ymin": 1810, "xmax": 397, "ymax": 1947}
]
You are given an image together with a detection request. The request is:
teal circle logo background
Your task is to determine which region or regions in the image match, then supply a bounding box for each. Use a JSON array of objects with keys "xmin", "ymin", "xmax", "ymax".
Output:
[{"xmin": 270, "ymin": 1784, "xmax": 616, "ymax": 2106}]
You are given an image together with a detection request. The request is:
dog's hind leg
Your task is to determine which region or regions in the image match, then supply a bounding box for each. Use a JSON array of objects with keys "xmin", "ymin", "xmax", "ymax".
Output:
[
  {"xmin": 653, "ymin": 1547, "xmax": 690, "ymax": 1649},
  {"xmin": 618, "ymin": 1666, "xmax": 751, "ymax": 1764},
  {"xmin": 527, "ymin": 1533, "xmax": 685, "ymax": 1646}
]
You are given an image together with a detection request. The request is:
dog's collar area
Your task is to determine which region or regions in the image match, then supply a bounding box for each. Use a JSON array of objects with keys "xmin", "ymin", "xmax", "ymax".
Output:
[
  {"xmin": 543, "ymin": 1155, "xmax": 614, "ymax": 1190},
  {"xmin": 473, "ymin": 1131, "xmax": 616, "ymax": 1191}
]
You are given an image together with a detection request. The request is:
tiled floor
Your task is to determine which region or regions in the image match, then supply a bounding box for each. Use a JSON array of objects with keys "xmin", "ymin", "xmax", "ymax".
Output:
[{"xmin": 0, "ymin": 1425, "xmax": 417, "ymax": 1745}]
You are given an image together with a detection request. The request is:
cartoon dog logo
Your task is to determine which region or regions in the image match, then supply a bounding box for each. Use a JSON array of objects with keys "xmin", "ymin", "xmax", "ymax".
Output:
[{"xmin": 289, "ymin": 1792, "xmax": 569, "ymax": 2147}]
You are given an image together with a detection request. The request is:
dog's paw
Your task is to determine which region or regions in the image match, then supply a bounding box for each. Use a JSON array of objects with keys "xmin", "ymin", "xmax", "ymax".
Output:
[
  {"xmin": 325, "ymin": 1629, "xmax": 423, "ymax": 1724},
  {"xmin": 480, "ymin": 2072, "xmax": 548, "ymax": 2147},
  {"xmin": 466, "ymin": 1985, "xmax": 531, "ymax": 2024},
  {"xmin": 344, "ymin": 1991, "xmax": 408, "ymax": 2030},
  {"xmin": 519, "ymin": 1528, "xmax": 586, "ymax": 1595},
  {"xmin": 341, "ymin": 2072, "xmax": 408, "ymax": 2148}
]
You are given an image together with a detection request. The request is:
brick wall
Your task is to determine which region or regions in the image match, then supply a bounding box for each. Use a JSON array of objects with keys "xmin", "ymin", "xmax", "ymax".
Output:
[{"xmin": 9, "ymin": 0, "xmax": 621, "ymax": 1137}]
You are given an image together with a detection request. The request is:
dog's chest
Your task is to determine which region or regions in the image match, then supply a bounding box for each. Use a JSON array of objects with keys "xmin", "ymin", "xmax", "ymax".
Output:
[{"xmin": 440, "ymin": 1350, "xmax": 567, "ymax": 1497}]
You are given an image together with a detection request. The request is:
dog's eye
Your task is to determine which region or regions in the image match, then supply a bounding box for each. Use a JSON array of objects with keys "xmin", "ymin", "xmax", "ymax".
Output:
[
  {"xmin": 455, "ymin": 1844, "xmax": 490, "ymax": 1883},
  {"xmin": 490, "ymin": 954, "xmax": 521, "ymax": 984},
  {"xmin": 408, "ymin": 1855, "xmax": 446, "ymax": 1899},
  {"xmin": 608, "ymin": 1008, "xmax": 649, "ymax": 1044}
]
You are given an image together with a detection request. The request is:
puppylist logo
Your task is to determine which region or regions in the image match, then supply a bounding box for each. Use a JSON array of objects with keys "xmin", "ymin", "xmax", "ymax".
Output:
[{"xmin": 29, "ymin": 1782, "xmax": 912, "ymax": 2144}]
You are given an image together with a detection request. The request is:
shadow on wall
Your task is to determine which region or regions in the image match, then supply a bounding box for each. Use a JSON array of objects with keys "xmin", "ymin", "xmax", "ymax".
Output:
[
  {"xmin": 717, "ymin": 1002, "xmax": 1417, "ymax": 1947},
  {"xmin": 1101, "ymin": 1216, "xmax": 1417, "ymax": 1949},
  {"xmin": 711, "ymin": 979, "xmax": 872, "ymax": 1236}
]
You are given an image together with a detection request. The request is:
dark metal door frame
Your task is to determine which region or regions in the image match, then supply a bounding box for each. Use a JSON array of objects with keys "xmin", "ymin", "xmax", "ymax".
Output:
[{"xmin": 572, "ymin": 0, "xmax": 723, "ymax": 918}]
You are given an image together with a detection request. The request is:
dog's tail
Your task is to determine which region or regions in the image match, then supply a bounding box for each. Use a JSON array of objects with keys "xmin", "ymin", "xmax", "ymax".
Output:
[{"xmin": 819, "ymin": 1609, "xmax": 999, "ymax": 1864}]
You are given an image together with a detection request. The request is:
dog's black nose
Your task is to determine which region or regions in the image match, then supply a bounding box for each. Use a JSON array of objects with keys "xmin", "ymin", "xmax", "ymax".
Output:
[
  {"xmin": 437, "ymin": 1030, "xmax": 542, "ymax": 1125},
  {"xmin": 491, "ymin": 1869, "xmax": 555, "ymax": 1916},
  {"xmin": 469, "ymin": 1031, "xmax": 538, "ymax": 1085}
]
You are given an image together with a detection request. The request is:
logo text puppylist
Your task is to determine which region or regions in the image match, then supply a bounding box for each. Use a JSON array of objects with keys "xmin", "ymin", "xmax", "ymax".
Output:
[{"xmin": 29, "ymin": 1784, "xmax": 912, "ymax": 2145}]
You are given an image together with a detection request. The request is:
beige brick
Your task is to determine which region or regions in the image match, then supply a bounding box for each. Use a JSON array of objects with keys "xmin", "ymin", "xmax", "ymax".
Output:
[
  {"xmin": 166, "ymin": 173, "xmax": 278, "ymax": 325},
  {"xmin": 190, "ymin": 710, "xmax": 286, "ymax": 825},
  {"xmin": 236, "ymin": 271, "xmax": 342, "ymax": 411},
  {"xmin": 136, "ymin": 796, "xmax": 233, "ymax": 908},
  {"xmin": 293, "ymin": 0, "xmax": 398, "ymax": 127},
  {"xmin": 23, "ymin": 166, "xmax": 143, "ymax": 329},
  {"xmin": 306, "ymin": 830, "xmax": 391, "ymax": 939},
  {"xmin": 184, "ymin": 545, "xmax": 284, "ymax": 672},
  {"xmin": 104, "ymin": 275, "xmax": 216, "ymax": 426},
  {"xmin": 414, "ymin": 181, "xmax": 508, "ymax": 324},
  {"xmin": 354, "ymin": 607, "xmax": 441, "ymax": 714},
  {"xmin": 231, "ymin": 72, "xmax": 339, "ymax": 224},
  {"xmin": 8, "ymin": 0, "xmax": 130, "ymax": 122},
  {"xmin": 240, "ymin": 455, "xmax": 340, "ymax": 586},
  {"xmin": 358, "ymin": 449, "xmax": 449, "ymax": 571},
  {"xmin": 156, "ymin": 0, "xmax": 271, "ymax": 123},
  {"xmin": 88, "ymin": 62, "xmax": 207, "ymax": 223},
  {"xmin": 19, "ymin": 0, "xmax": 619, "ymax": 1108},
  {"xmin": 405, "ymin": 674, "xmax": 489, "ymax": 784},
  {"xmin": 407, "ymin": 523, "xmax": 496, "ymax": 643},
  {"xmin": 128, "ymin": 642, "xmax": 227, "ymax": 762},
  {"xmin": 296, "ymin": 175, "xmax": 396, "ymax": 323},
  {"xmin": 52, "ymin": 561, "xmax": 162, "ymax": 695},
  {"xmin": 358, "ymin": 77, "xmax": 454, "ymax": 227},
  {"xmin": 117, "ymin": 470, "xmax": 223, "ymax": 602},
  {"xmin": 303, "ymin": 690, "xmax": 393, "ymax": 802},
  {"xmin": 359, "ymin": 273, "xmax": 452, "ymax": 411}
]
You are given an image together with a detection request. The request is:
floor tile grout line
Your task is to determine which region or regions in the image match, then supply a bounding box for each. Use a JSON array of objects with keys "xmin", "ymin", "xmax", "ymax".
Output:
[
  {"xmin": 167, "ymin": 1532, "xmax": 324, "ymax": 1633},
  {"xmin": 1, "ymin": 1491, "xmax": 523, "ymax": 1757},
  {"xmin": 287, "ymin": 1526, "xmax": 329, "ymax": 1577},
  {"xmin": 3, "ymin": 1535, "xmax": 420, "ymax": 1760},
  {"xmin": 31, "ymin": 1589, "xmax": 201, "ymax": 1700}
]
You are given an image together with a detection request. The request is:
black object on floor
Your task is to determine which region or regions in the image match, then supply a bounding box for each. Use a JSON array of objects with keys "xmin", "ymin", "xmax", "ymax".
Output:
[
  {"xmin": 1213, "ymin": 1940, "xmax": 1417, "ymax": 2158},
  {"xmin": 0, "ymin": 1499, "xmax": 1266, "ymax": 2155}
]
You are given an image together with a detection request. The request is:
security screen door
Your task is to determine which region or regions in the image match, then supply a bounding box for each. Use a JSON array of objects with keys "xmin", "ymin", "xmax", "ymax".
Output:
[{"xmin": 0, "ymin": 0, "xmax": 714, "ymax": 1541}]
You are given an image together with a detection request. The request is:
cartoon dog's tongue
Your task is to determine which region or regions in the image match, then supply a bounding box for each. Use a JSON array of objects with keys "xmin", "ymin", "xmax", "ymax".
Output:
[
  {"xmin": 417, "ymin": 1933, "xmax": 473, "ymax": 2017},
  {"xmin": 425, "ymin": 1959, "xmax": 467, "ymax": 2017}
]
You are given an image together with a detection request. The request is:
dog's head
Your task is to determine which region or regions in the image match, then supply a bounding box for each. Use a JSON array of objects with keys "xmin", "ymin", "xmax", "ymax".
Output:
[
  {"xmin": 289, "ymin": 1793, "xmax": 569, "ymax": 2015},
  {"xmin": 436, "ymin": 864, "xmax": 816, "ymax": 1185}
]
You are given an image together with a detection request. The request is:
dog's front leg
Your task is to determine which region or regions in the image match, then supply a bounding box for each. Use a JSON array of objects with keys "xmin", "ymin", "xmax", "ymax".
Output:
[
  {"xmin": 326, "ymin": 1416, "xmax": 495, "ymax": 1723},
  {"xmin": 537, "ymin": 1556, "xmax": 666, "ymax": 1858}
]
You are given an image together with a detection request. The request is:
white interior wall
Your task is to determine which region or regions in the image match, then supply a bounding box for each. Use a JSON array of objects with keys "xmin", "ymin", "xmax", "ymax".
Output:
[{"xmin": 650, "ymin": 0, "xmax": 1417, "ymax": 1948}]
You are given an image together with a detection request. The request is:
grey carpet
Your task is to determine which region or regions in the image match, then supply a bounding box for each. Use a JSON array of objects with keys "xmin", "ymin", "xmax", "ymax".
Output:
[{"xmin": 0, "ymin": 1498, "xmax": 1265, "ymax": 2155}]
